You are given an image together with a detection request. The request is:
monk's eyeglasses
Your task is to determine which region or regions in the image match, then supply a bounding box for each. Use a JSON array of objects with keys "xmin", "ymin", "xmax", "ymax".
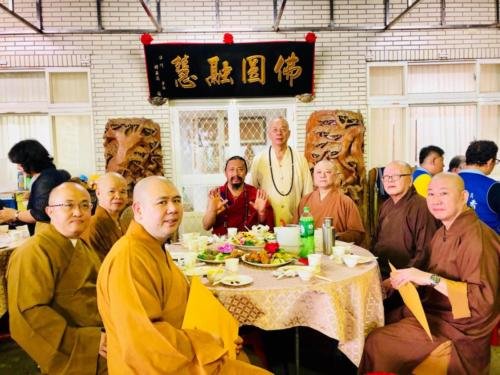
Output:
[
  {"xmin": 382, "ymin": 174, "xmax": 411, "ymax": 182},
  {"xmin": 48, "ymin": 202, "xmax": 93, "ymax": 212}
]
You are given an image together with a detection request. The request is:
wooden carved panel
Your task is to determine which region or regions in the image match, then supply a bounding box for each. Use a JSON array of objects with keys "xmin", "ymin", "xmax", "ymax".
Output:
[
  {"xmin": 104, "ymin": 118, "xmax": 163, "ymax": 187},
  {"xmin": 304, "ymin": 110, "xmax": 366, "ymax": 203}
]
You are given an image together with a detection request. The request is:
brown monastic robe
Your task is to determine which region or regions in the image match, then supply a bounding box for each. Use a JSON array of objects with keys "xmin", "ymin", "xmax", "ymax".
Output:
[
  {"xmin": 97, "ymin": 220, "xmax": 271, "ymax": 375},
  {"xmin": 359, "ymin": 209, "xmax": 499, "ymax": 375},
  {"xmin": 372, "ymin": 186, "xmax": 440, "ymax": 279},
  {"xmin": 83, "ymin": 205, "xmax": 125, "ymax": 261},
  {"xmin": 294, "ymin": 189, "xmax": 365, "ymax": 245},
  {"xmin": 7, "ymin": 224, "xmax": 105, "ymax": 374}
]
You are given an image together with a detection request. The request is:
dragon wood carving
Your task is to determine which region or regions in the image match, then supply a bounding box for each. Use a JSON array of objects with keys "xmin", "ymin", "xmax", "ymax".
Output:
[{"xmin": 104, "ymin": 118, "xmax": 163, "ymax": 187}]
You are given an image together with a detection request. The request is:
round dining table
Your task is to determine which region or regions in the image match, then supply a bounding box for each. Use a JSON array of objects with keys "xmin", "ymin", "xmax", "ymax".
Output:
[
  {"xmin": 168, "ymin": 242, "xmax": 384, "ymax": 367},
  {"xmin": 0, "ymin": 235, "xmax": 26, "ymax": 317}
]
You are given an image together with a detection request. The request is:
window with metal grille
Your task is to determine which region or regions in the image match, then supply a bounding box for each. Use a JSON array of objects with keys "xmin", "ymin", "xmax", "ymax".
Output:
[{"xmin": 171, "ymin": 99, "xmax": 294, "ymax": 234}]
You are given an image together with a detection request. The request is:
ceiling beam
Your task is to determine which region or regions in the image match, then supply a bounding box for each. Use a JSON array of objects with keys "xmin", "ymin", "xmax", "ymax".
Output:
[
  {"xmin": 384, "ymin": 0, "xmax": 422, "ymax": 30},
  {"xmin": 440, "ymin": 0, "xmax": 446, "ymax": 26},
  {"xmin": 329, "ymin": 0, "xmax": 335, "ymax": 27},
  {"xmin": 273, "ymin": 0, "xmax": 287, "ymax": 31},
  {"xmin": 96, "ymin": 0, "xmax": 103, "ymax": 30},
  {"xmin": 139, "ymin": 0, "xmax": 162, "ymax": 32},
  {"xmin": 0, "ymin": 2, "xmax": 43, "ymax": 33},
  {"xmin": 35, "ymin": 0, "xmax": 43, "ymax": 30}
]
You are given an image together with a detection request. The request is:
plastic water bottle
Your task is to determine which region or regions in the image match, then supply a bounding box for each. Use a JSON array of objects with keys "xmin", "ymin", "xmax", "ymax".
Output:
[{"xmin": 299, "ymin": 206, "xmax": 315, "ymax": 258}]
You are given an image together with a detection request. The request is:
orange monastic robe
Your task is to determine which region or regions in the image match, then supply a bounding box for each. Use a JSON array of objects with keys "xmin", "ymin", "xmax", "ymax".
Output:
[
  {"xmin": 83, "ymin": 205, "xmax": 125, "ymax": 261},
  {"xmin": 294, "ymin": 189, "xmax": 365, "ymax": 245},
  {"xmin": 7, "ymin": 224, "xmax": 105, "ymax": 374},
  {"xmin": 97, "ymin": 220, "xmax": 270, "ymax": 375}
]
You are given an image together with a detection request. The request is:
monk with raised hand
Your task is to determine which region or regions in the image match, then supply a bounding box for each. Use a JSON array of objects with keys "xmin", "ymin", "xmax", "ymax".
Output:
[
  {"xmin": 8, "ymin": 182, "xmax": 106, "ymax": 374},
  {"xmin": 359, "ymin": 172, "xmax": 499, "ymax": 375},
  {"xmin": 97, "ymin": 176, "xmax": 271, "ymax": 374},
  {"xmin": 83, "ymin": 172, "xmax": 128, "ymax": 260}
]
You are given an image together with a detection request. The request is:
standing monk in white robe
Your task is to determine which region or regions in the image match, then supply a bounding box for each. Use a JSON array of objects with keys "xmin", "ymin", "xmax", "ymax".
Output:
[
  {"xmin": 97, "ymin": 176, "xmax": 271, "ymax": 374},
  {"xmin": 250, "ymin": 116, "xmax": 313, "ymax": 226}
]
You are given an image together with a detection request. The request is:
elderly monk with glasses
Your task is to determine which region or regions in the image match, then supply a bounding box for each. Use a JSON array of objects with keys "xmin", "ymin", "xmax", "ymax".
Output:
[
  {"xmin": 83, "ymin": 172, "xmax": 129, "ymax": 260},
  {"xmin": 371, "ymin": 161, "xmax": 440, "ymax": 317},
  {"xmin": 7, "ymin": 182, "xmax": 107, "ymax": 374}
]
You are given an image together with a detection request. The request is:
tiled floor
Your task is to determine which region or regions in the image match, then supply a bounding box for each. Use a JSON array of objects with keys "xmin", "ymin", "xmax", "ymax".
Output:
[{"xmin": 0, "ymin": 331, "xmax": 499, "ymax": 374}]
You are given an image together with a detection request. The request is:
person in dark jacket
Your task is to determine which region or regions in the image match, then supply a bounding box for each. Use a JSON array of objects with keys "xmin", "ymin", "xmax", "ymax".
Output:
[{"xmin": 0, "ymin": 139, "xmax": 70, "ymax": 234}]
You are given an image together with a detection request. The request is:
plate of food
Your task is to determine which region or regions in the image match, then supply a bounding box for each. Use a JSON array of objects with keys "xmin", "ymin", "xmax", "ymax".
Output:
[
  {"xmin": 197, "ymin": 249, "xmax": 243, "ymax": 264},
  {"xmin": 183, "ymin": 266, "xmax": 216, "ymax": 277},
  {"xmin": 220, "ymin": 275, "xmax": 253, "ymax": 287},
  {"xmin": 231, "ymin": 231, "xmax": 265, "ymax": 249},
  {"xmin": 241, "ymin": 250, "xmax": 296, "ymax": 268}
]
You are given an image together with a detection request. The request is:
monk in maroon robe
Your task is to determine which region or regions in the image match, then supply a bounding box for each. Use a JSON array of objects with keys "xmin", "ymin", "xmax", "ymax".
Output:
[
  {"xmin": 372, "ymin": 160, "xmax": 440, "ymax": 282},
  {"xmin": 359, "ymin": 173, "xmax": 499, "ymax": 375}
]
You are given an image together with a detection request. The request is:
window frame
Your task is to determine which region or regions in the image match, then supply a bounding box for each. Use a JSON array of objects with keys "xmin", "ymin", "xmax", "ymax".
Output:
[
  {"xmin": 0, "ymin": 68, "xmax": 94, "ymax": 188},
  {"xmin": 367, "ymin": 59, "xmax": 500, "ymax": 169}
]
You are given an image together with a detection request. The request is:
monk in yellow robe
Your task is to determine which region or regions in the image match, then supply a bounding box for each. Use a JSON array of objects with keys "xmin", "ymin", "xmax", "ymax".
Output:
[
  {"xmin": 97, "ymin": 176, "xmax": 271, "ymax": 374},
  {"xmin": 7, "ymin": 182, "xmax": 107, "ymax": 374},
  {"xmin": 359, "ymin": 173, "xmax": 499, "ymax": 375},
  {"xmin": 293, "ymin": 159, "xmax": 365, "ymax": 245},
  {"xmin": 83, "ymin": 172, "xmax": 128, "ymax": 260}
]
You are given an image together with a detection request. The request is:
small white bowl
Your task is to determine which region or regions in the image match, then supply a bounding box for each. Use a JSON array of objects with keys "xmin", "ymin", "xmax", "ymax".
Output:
[
  {"xmin": 297, "ymin": 267, "xmax": 314, "ymax": 281},
  {"xmin": 343, "ymin": 254, "xmax": 360, "ymax": 268}
]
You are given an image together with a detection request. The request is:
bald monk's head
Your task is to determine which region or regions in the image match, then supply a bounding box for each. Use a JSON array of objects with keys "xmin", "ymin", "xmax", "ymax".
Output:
[
  {"xmin": 427, "ymin": 172, "xmax": 469, "ymax": 229},
  {"xmin": 46, "ymin": 182, "xmax": 93, "ymax": 239},
  {"xmin": 96, "ymin": 172, "xmax": 128, "ymax": 217},
  {"xmin": 313, "ymin": 159, "xmax": 342, "ymax": 190},
  {"xmin": 132, "ymin": 176, "xmax": 183, "ymax": 242},
  {"xmin": 382, "ymin": 160, "xmax": 413, "ymax": 203}
]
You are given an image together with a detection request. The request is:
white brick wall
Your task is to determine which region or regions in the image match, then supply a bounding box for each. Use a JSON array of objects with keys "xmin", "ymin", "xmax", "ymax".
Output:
[{"xmin": 0, "ymin": 0, "xmax": 499, "ymax": 178}]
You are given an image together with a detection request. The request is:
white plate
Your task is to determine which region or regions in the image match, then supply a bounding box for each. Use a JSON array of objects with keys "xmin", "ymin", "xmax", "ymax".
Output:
[
  {"xmin": 356, "ymin": 255, "xmax": 377, "ymax": 264},
  {"xmin": 220, "ymin": 275, "xmax": 253, "ymax": 287},
  {"xmin": 169, "ymin": 252, "xmax": 186, "ymax": 261},
  {"xmin": 197, "ymin": 256, "xmax": 227, "ymax": 264},
  {"xmin": 241, "ymin": 254, "xmax": 295, "ymax": 268},
  {"xmin": 183, "ymin": 266, "xmax": 214, "ymax": 277},
  {"xmin": 234, "ymin": 244, "xmax": 265, "ymax": 251}
]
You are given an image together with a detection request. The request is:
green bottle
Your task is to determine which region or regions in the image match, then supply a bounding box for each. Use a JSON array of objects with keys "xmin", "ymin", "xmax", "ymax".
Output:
[{"xmin": 299, "ymin": 206, "xmax": 315, "ymax": 258}]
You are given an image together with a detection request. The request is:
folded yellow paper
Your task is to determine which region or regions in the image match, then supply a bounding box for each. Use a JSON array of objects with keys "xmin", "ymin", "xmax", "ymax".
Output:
[
  {"xmin": 182, "ymin": 277, "xmax": 239, "ymax": 359},
  {"xmin": 389, "ymin": 262, "xmax": 433, "ymax": 341}
]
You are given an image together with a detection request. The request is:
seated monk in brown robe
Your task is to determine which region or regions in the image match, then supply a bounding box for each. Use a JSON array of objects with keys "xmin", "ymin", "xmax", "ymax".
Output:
[
  {"xmin": 8, "ymin": 182, "xmax": 107, "ymax": 374},
  {"xmin": 293, "ymin": 159, "xmax": 365, "ymax": 245},
  {"xmin": 96, "ymin": 176, "xmax": 271, "ymax": 374},
  {"xmin": 372, "ymin": 161, "xmax": 440, "ymax": 316},
  {"xmin": 359, "ymin": 173, "xmax": 499, "ymax": 375},
  {"xmin": 83, "ymin": 172, "xmax": 128, "ymax": 260}
]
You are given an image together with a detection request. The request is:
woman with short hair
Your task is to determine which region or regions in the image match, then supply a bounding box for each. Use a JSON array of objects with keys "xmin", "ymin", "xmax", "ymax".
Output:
[{"xmin": 0, "ymin": 139, "xmax": 70, "ymax": 234}]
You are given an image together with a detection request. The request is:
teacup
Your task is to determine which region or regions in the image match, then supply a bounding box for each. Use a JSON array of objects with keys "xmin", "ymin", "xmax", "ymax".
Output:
[
  {"xmin": 343, "ymin": 254, "xmax": 359, "ymax": 268},
  {"xmin": 227, "ymin": 227, "xmax": 237, "ymax": 238},
  {"xmin": 224, "ymin": 258, "xmax": 239, "ymax": 273},
  {"xmin": 332, "ymin": 245, "xmax": 350, "ymax": 264},
  {"xmin": 307, "ymin": 254, "xmax": 322, "ymax": 272},
  {"xmin": 183, "ymin": 252, "xmax": 197, "ymax": 268}
]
